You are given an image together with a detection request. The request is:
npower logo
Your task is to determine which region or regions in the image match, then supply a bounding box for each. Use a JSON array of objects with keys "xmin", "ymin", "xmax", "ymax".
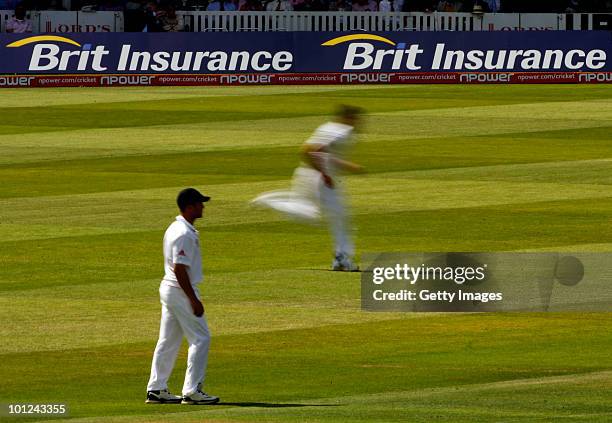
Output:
[
  {"xmin": 321, "ymin": 33, "xmax": 607, "ymax": 71},
  {"xmin": 7, "ymin": 35, "xmax": 294, "ymax": 73}
]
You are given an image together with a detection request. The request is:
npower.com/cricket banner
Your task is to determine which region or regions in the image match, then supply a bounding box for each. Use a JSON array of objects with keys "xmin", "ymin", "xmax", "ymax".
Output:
[{"xmin": 1, "ymin": 31, "xmax": 611, "ymax": 87}]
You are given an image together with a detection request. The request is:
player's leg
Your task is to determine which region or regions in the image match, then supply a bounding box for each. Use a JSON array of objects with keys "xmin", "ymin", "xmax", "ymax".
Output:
[
  {"xmin": 320, "ymin": 183, "xmax": 357, "ymax": 270},
  {"xmin": 168, "ymin": 287, "xmax": 219, "ymax": 404},
  {"xmin": 291, "ymin": 166, "xmax": 322, "ymax": 204},
  {"xmin": 251, "ymin": 167, "xmax": 322, "ymax": 223},
  {"xmin": 252, "ymin": 190, "xmax": 294, "ymax": 206},
  {"xmin": 146, "ymin": 284, "xmax": 184, "ymax": 403},
  {"xmin": 181, "ymin": 313, "xmax": 210, "ymax": 397}
]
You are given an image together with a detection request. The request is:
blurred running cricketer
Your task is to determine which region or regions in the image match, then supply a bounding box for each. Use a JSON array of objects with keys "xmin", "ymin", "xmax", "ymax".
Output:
[{"xmin": 252, "ymin": 105, "xmax": 364, "ymax": 271}]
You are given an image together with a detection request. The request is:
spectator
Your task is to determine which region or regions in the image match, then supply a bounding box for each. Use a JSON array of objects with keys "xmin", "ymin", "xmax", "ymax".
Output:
[
  {"xmin": 379, "ymin": 0, "xmax": 393, "ymax": 11},
  {"xmin": 304, "ymin": 0, "xmax": 327, "ymax": 9},
  {"xmin": 402, "ymin": 0, "xmax": 436, "ymax": 11},
  {"xmin": 47, "ymin": 0, "xmax": 66, "ymax": 9},
  {"xmin": 351, "ymin": 0, "xmax": 376, "ymax": 10},
  {"xmin": 329, "ymin": 0, "xmax": 351, "ymax": 9},
  {"xmin": 161, "ymin": 5, "xmax": 185, "ymax": 31},
  {"xmin": 206, "ymin": 0, "xmax": 237, "ymax": 10},
  {"xmin": 125, "ymin": 0, "xmax": 146, "ymax": 31},
  {"xmin": 266, "ymin": 0, "xmax": 293, "ymax": 10},
  {"xmin": 125, "ymin": 0, "xmax": 144, "ymax": 9},
  {"xmin": 98, "ymin": 0, "xmax": 125, "ymax": 11},
  {"xmin": 565, "ymin": 0, "xmax": 578, "ymax": 11},
  {"xmin": 436, "ymin": 0, "xmax": 455, "ymax": 11},
  {"xmin": 143, "ymin": 1, "xmax": 165, "ymax": 32},
  {"xmin": 0, "ymin": 1, "xmax": 18, "ymax": 10},
  {"xmin": 464, "ymin": 0, "xmax": 489, "ymax": 11},
  {"xmin": 6, "ymin": 4, "xmax": 32, "ymax": 33},
  {"xmin": 485, "ymin": 0, "xmax": 499, "ymax": 11},
  {"xmin": 291, "ymin": 0, "xmax": 308, "ymax": 10},
  {"xmin": 239, "ymin": 0, "xmax": 264, "ymax": 10}
]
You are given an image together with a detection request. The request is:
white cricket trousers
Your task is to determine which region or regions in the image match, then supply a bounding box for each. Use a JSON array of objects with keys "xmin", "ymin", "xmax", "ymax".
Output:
[
  {"xmin": 294, "ymin": 167, "xmax": 354, "ymax": 256},
  {"xmin": 320, "ymin": 182, "xmax": 354, "ymax": 258},
  {"xmin": 147, "ymin": 283, "xmax": 210, "ymax": 397}
]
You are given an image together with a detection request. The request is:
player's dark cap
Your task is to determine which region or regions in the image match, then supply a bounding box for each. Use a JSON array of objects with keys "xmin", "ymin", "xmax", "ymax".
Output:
[{"xmin": 177, "ymin": 187, "xmax": 210, "ymax": 211}]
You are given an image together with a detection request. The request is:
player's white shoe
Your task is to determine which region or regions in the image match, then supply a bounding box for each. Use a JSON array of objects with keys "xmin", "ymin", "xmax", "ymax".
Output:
[
  {"xmin": 145, "ymin": 389, "xmax": 182, "ymax": 404},
  {"xmin": 182, "ymin": 390, "xmax": 220, "ymax": 405},
  {"xmin": 332, "ymin": 254, "xmax": 359, "ymax": 272}
]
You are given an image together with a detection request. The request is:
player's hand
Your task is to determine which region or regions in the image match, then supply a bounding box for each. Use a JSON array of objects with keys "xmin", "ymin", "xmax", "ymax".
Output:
[
  {"xmin": 352, "ymin": 164, "xmax": 366, "ymax": 174},
  {"xmin": 322, "ymin": 173, "xmax": 334, "ymax": 188},
  {"xmin": 191, "ymin": 299, "xmax": 204, "ymax": 317}
]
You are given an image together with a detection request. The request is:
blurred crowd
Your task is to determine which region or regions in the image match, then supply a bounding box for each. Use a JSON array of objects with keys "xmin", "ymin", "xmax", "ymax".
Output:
[
  {"xmin": 3, "ymin": 0, "xmax": 612, "ymax": 33},
  {"xmin": 5, "ymin": 0, "xmax": 612, "ymax": 13}
]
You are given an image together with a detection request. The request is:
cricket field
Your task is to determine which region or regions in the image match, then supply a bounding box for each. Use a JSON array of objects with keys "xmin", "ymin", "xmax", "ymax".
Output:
[{"xmin": 1, "ymin": 85, "xmax": 612, "ymax": 422}]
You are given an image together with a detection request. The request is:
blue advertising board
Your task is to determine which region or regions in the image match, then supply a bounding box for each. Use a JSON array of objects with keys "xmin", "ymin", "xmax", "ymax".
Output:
[{"xmin": 1, "ymin": 31, "xmax": 611, "ymax": 87}]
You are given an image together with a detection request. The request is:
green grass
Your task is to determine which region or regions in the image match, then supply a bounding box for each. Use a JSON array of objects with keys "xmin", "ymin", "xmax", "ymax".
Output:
[{"xmin": 1, "ymin": 85, "xmax": 611, "ymax": 422}]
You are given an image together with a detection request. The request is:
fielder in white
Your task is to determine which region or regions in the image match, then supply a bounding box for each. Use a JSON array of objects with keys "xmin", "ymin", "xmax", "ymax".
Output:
[
  {"xmin": 146, "ymin": 188, "xmax": 219, "ymax": 405},
  {"xmin": 252, "ymin": 105, "xmax": 364, "ymax": 271}
]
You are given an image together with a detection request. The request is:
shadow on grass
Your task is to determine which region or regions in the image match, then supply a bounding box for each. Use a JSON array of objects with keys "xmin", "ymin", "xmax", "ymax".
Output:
[
  {"xmin": 300, "ymin": 268, "xmax": 363, "ymax": 273},
  {"xmin": 219, "ymin": 402, "xmax": 340, "ymax": 408}
]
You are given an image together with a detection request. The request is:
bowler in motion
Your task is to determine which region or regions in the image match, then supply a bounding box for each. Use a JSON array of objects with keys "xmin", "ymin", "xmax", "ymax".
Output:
[{"xmin": 252, "ymin": 105, "xmax": 364, "ymax": 271}]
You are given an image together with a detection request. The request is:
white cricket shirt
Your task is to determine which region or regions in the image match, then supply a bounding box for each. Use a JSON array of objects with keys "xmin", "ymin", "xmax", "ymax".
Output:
[
  {"xmin": 305, "ymin": 121, "xmax": 354, "ymax": 176},
  {"xmin": 161, "ymin": 215, "xmax": 203, "ymax": 288}
]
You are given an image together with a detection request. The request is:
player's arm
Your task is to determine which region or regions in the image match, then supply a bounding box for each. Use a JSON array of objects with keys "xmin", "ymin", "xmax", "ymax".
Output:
[
  {"xmin": 174, "ymin": 263, "xmax": 204, "ymax": 317},
  {"xmin": 302, "ymin": 143, "xmax": 334, "ymax": 188},
  {"xmin": 330, "ymin": 157, "xmax": 365, "ymax": 173}
]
